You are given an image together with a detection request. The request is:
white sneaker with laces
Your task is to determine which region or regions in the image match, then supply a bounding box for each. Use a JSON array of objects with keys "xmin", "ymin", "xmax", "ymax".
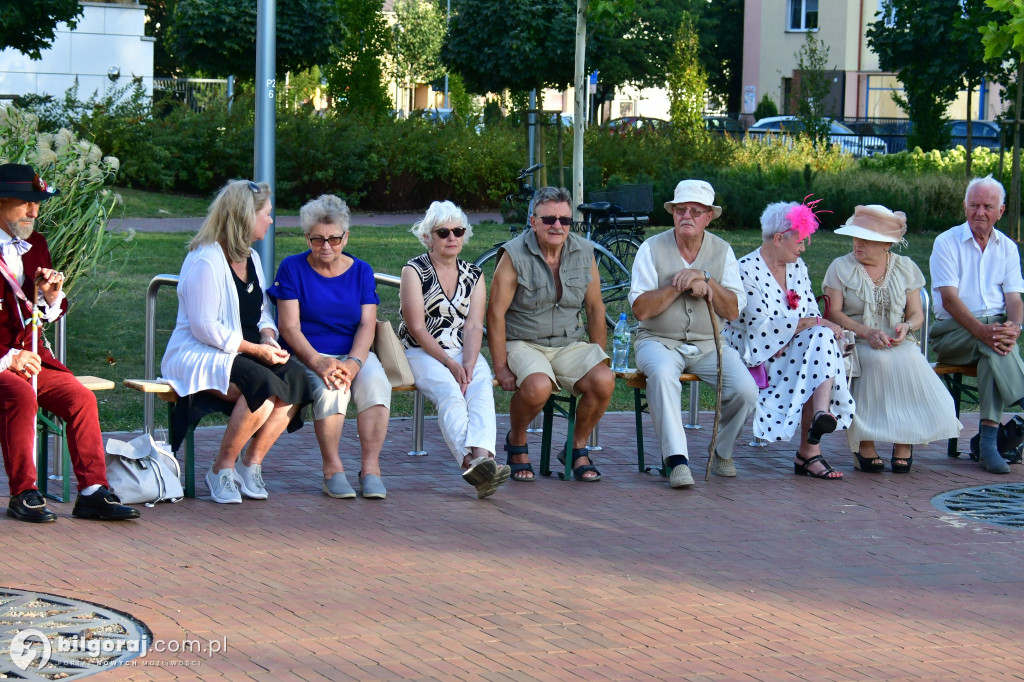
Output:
[
  {"xmin": 206, "ymin": 468, "xmax": 242, "ymax": 504},
  {"xmin": 233, "ymin": 460, "xmax": 269, "ymax": 499}
]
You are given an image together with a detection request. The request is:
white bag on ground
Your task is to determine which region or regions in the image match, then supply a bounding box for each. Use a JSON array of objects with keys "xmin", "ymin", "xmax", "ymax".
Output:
[{"xmin": 105, "ymin": 434, "xmax": 184, "ymax": 504}]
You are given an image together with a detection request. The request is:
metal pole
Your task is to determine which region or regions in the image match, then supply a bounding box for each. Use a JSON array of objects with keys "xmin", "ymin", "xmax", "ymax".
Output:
[
  {"xmin": 254, "ymin": 0, "xmax": 277, "ymax": 284},
  {"xmin": 443, "ymin": 0, "xmax": 450, "ymax": 109},
  {"xmin": 1011, "ymin": 61, "xmax": 1023, "ymax": 242},
  {"xmin": 528, "ymin": 90, "xmax": 537, "ymax": 169},
  {"xmin": 227, "ymin": 75, "xmax": 234, "ymax": 113},
  {"xmin": 572, "ymin": 0, "xmax": 586, "ymax": 216}
]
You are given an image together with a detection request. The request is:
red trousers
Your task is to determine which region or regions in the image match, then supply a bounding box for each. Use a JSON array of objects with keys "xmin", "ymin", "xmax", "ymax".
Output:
[{"xmin": 0, "ymin": 367, "xmax": 108, "ymax": 495}]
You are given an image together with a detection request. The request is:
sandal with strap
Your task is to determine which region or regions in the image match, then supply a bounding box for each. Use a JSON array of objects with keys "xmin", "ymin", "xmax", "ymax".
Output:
[
  {"xmin": 853, "ymin": 452, "xmax": 885, "ymax": 473},
  {"xmin": 504, "ymin": 431, "xmax": 534, "ymax": 482},
  {"xmin": 891, "ymin": 444, "xmax": 913, "ymax": 474},
  {"xmin": 794, "ymin": 453, "xmax": 843, "ymax": 479},
  {"xmin": 806, "ymin": 411, "xmax": 838, "ymax": 445},
  {"xmin": 558, "ymin": 447, "xmax": 602, "ymax": 482}
]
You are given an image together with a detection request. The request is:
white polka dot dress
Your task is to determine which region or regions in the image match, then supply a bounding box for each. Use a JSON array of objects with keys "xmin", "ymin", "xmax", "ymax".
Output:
[{"xmin": 724, "ymin": 248, "xmax": 855, "ymax": 442}]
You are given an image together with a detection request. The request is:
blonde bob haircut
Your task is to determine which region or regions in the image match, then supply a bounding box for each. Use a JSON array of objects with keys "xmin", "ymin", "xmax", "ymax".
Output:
[
  {"xmin": 410, "ymin": 200, "xmax": 472, "ymax": 249},
  {"xmin": 190, "ymin": 180, "xmax": 271, "ymax": 262}
]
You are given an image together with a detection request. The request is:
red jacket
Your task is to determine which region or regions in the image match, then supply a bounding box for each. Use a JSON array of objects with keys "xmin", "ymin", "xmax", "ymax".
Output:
[{"xmin": 0, "ymin": 230, "xmax": 70, "ymax": 372}]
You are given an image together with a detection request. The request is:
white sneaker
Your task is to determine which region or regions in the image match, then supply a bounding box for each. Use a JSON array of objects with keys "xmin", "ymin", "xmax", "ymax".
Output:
[
  {"xmin": 206, "ymin": 468, "xmax": 242, "ymax": 504},
  {"xmin": 669, "ymin": 463, "xmax": 695, "ymax": 489},
  {"xmin": 233, "ymin": 460, "xmax": 268, "ymax": 499}
]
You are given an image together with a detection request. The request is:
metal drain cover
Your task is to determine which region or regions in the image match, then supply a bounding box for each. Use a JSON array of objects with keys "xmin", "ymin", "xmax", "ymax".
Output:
[
  {"xmin": 933, "ymin": 483, "xmax": 1024, "ymax": 528},
  {"xmin": 0, "ymin": 588, "xmax": 149, "ymax": 679}
]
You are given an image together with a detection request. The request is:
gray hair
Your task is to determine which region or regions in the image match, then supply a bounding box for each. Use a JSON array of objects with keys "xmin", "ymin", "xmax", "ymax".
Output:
[
  {"xmin": 760, "ymin": 201, "xmax": 801, "ymax": 240},
  {"xmin": 411, "ymin": 200, "xmax": 473, "ymax": 249},
  {"xmin": 965, "ymin": 175, "xmax": 1006, "ymax": 206},
  {"xmin": 531, "ymin": 186, "xmax": 573, "ymax": 217},
  {"xmin": 299, "ymin": 194, "xmax": 351, "ymax": 234}
]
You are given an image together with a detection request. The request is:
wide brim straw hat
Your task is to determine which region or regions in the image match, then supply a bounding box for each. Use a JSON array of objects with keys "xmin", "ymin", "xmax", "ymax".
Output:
[
  {"xmin": 663, "ymin": 179, "xmax": 722, "ymax": 219},
  {"xmin": 834, "ymin": 204, "xmax": 907, "ymax": 243}
]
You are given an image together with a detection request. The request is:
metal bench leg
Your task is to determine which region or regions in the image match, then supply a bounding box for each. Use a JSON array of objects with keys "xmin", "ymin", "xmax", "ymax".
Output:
[
  {"xmin": 409, "ymin": 389, "xmax": 427, "ymax": 456},
  {"xmin": 948, "ymin": 373, "xmax": 962, "ymax": 458},
  {"xmin": 685, "ymin": 381, "xmax": 701, "ymax": 429},
  {"xmin": 562, "ymin": 396, "xmax": 576, "ymax": 481},
  {"xmin": 634, "ymin": 387, "xmax": 646, "ymax": 472},
  {"xmin": 540, "ymin": 397, "xmax": 555, "ymax": 476}
]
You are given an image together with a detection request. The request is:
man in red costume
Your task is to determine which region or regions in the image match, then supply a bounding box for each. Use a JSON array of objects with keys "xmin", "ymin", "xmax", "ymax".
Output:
[{"xmin": 0, "ymin": 163, "xmax": 138, "ymax": 522}]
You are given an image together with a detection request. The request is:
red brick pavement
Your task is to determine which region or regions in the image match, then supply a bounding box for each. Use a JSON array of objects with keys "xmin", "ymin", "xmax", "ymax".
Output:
[{"xmin": 3, "ymin": 411, "xmax": 1024, "ymax": 680}]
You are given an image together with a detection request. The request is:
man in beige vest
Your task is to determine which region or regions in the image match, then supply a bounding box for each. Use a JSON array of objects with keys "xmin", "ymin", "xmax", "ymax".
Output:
[
  {"xmin": 630, "ymin": 180, "xmax": 758, "ymax": 489},
  {"xmin": 488, "ymin": 187, "xmax": 614, "ymax": 482}
]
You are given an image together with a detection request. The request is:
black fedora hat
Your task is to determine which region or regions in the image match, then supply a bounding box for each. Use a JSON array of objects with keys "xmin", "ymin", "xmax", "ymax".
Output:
[{"xmin": 0, "ymin": 163, "xmax": 60, "ymax": 202}]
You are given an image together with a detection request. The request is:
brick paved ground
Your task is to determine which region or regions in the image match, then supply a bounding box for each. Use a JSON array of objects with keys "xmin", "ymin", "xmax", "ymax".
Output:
[{"xmin": 3, "ymin": 411, "xmax": 1024, "ymax": 681}]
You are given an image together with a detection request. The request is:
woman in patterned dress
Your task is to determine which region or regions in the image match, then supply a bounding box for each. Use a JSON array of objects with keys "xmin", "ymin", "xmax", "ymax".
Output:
[
  {"xmin": 823, "ymin": 205, "xmax": 960, "ymax": 473},
  {"xmin": 724, "ymin": 200, "xmax": 855, "ymax": 480},
  {"xmin": 270, "ymin": 194, "xmax": 391, "ymax": 500},
  {"xmin": 399, "ymin": 201, "xmax": 510, "ymax": 499}
]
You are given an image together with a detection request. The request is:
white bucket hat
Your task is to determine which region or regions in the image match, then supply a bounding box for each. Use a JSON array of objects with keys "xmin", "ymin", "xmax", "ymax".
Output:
[
  {"xmin": 834, "ymin": 204, "xmax": 907, "ymax": 243},
  {"xmin": 663, "ymin": 179, "xmax": 722, "ymax": 219}
]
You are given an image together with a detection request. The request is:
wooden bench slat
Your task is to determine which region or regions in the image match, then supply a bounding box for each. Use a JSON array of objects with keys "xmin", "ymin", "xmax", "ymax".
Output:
[
  {"xmin": 77, "ymin": 375, "xmax": 114, "ymax": 391},
  {"xmin": 614, "ymin": 370, "xmax": 701, "ymax": 390},
  {"xmin": 931, "ymin": 363, "xmax": 978, "ymax": 377}
]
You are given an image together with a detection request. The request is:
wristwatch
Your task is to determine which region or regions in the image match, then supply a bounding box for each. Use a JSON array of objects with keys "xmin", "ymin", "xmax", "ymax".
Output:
[{"xmin": 703, "ymin": 270, "xmax": 711, "ymax": 283}]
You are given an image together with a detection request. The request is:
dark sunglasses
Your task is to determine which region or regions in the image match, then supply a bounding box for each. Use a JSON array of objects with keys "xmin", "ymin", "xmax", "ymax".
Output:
[
  {"xmin": 246, "ymin": 180, "xmax": 260, "ymax": 193},
  {"xmin": 435, "ymin": 227, "xmax": 466, "ymax": 238},
  {"xmin": 537, "ymin": 215, "xmax": 573, "ymax": 226},
  {"xmin": 308, "ymin": 235, "xmax": 345, "ymax": 247}
]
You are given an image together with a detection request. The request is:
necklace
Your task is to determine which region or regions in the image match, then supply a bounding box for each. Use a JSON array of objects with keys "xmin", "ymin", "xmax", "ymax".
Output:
[{"xmin": 859, "ymin": 252, "xmax": 892, "ymax": 313}]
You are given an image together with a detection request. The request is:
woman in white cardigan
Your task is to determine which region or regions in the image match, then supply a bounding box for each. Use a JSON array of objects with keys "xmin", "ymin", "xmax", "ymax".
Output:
[{"xmin": 161, "ymin": 180, "xmax": 311, "ymax": 504}]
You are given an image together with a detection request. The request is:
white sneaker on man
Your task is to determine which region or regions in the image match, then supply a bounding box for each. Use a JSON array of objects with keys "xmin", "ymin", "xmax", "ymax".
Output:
[
  {"xmin": 206, "ymin": 468, "xmax": 242, "ymax": 504},
  {"xmin": 233, "ymin": 460, "xmax": 269, "ymax": 499}
]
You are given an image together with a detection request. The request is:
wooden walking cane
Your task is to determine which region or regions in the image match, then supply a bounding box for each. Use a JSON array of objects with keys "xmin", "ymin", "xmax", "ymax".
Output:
[{"xmin": 704, "ymin": 296, "xmax": 724, "ymax": 482}]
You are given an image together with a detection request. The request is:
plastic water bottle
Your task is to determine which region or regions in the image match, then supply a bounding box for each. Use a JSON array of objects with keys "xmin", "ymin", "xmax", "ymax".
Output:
[{"xmin": 611, "ymin": 313, "xmax": 631, "ymax": 371}]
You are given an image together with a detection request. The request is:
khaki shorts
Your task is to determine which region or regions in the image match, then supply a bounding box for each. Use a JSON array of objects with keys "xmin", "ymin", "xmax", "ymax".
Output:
[
  {"xmin": 506, "ymin": 340, "xmax": 608, "ymax": 396},
  {"xmin": 304, "ymin": 351, "xmax": 392, "ymax": 421}
]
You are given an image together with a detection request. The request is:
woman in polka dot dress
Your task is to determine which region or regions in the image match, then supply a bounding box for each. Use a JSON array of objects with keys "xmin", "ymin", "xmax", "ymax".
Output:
[{"xmin": 724, "ymin": 200, "xmax": 855, "ymax": 479}]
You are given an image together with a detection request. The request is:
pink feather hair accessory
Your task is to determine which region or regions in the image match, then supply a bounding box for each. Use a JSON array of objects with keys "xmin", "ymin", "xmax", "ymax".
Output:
[{"xmin": 785, "ymin": 195, "xmax": 829, "ymax": 241}]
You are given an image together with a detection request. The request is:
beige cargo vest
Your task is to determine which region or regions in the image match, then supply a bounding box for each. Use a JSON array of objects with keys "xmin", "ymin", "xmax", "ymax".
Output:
[
  {"xmin": 636, "ymin": 228, "xmax": 732, "ymax": 356},
  {"xmin": 501, "ymin": 229, "xmax": 594, "ymax": 347}
]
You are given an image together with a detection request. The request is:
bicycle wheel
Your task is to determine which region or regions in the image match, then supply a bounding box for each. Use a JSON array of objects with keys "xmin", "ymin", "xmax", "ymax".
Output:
[
  {"xmin": 592, "ymin": 242, "xmax": 635, "ymax": 331},
  {"xmin": 597, "ymin": 232, "xmax": 642, "ymax": 275},
  {"xmin": 473, "ymin": 245, "xmax": 504, "ymax": 338}
]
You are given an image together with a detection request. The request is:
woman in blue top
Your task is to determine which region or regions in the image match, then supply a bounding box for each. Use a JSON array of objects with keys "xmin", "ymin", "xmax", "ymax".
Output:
[{"xmin": 270, "ymin": 194, "xmax": 390, "ymax": 500}]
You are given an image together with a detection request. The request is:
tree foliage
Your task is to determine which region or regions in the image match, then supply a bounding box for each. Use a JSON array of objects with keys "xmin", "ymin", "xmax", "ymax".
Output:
[
  {"xmin": 868, "ymin": 0, "xmax": 1000, "ymax": 151},
  {"xmin": 693, "ymin": 0, "xmax": 743, "ymax": 112},
  {"xmin": 0, "ymin": 0, "xmax": 81, "ymax": 60},
  {"xmin": 325, "ymin": 0, "xmax": 391, "ymax": 115},
  {"xmin": 980, "ymin": 0, "xmax": 1024, "ymax": 59},
  {"xmin": 169, "ymin": 0, "xmax": 344, "ymax": 79},
  {"xmin": 392, "ymin": 0, "xmax": 446, "ymax": 87},
  {"xmin": 794, "ymin": 31, "xmax": 832, "ymax": 147},
  {"xmin": 666, "ymin": 12, "xmax": 708, "ymax": 144}
]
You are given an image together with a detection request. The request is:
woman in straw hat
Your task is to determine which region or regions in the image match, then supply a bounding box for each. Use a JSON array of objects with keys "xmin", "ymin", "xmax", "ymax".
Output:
[{"xmin": 823, "ymin": 205, "xmax": 960, "ymax": 473}]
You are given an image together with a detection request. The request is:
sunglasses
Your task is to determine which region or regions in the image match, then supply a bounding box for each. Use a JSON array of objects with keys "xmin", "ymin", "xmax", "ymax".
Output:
[
  {"xmin": 672, "ymin": 205, "xmax": 710, "ymax": 218},
  {"xmin": 246, "ymin": 180, "xmax": 260, "ymax": 193},
  {"xmin": 308, "ymin": 235, "xmax": 345, "ymax": 247},
  {"xmin": 536, "ymin": 215, "xmax": 573, "ymax": 226},
  {"xmin": 434, "ymin": 227, "xmax": 466, "ymax": 238}
]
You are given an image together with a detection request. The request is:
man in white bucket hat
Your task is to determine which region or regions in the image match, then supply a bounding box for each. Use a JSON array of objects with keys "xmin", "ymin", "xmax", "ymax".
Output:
[
  {"xmin": 628, "ymin": 180, "xmax": 757, "ymax": 489},
  {"xmin": 930, "ymin": 175, "xmax": 1024, "ymax": 474}
]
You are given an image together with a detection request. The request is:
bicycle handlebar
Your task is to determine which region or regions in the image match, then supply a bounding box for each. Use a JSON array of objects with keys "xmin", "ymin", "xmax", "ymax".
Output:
[{"xmin": 518, "ymin": 163, "xmax": 543, "ymax": 178}]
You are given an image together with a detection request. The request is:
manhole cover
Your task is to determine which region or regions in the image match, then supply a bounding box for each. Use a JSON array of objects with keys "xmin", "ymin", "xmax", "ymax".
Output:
[
  {"xmin": 0, "ymin": 588, "xmax": 149, "ymax": 680},
  {"xmin": 933, "ymin": 484, "xmax": 1024, "ymax": 528}
]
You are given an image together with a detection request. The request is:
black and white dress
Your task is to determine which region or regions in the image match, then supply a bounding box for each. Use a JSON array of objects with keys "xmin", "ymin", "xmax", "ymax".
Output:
[
  {"xmin": 724, "ymin": 248, "xmax": 855, "ymax": 442},
  {"xmin": 398, "ymin": 253, "xmax": 481, "ymax": 350}
]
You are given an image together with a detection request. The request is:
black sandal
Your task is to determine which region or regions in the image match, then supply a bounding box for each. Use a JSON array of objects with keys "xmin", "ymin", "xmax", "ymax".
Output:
[
  {"xmin": 794, "ymin": 453, "xmax": 843, "ymax": 479},
  {"xmin": 504, "ymin": 431, "xmax": 534, "ymax": 482},
  {"xmin": 558, "ymin": 447, "xmax": 602, "ymax": 482},
  {"xmin": 891, "ymin": 444, "xmax": 913, "ymax": 474},
  {"xmin": 853, "ymin": 452, "xmax": 885, "ymax": 473},
  {"xmin": 807, "ymin": 411, "xmax": 838, "ymax": 445}
]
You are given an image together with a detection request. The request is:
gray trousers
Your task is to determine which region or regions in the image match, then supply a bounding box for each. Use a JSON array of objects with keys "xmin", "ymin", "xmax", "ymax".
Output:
[
  {"xmin": 930, "ymin": 315, "xmax": 1024, "ymax": 422},
  {"xmin": 635, "ymin": 339, "xmax": 758, "ymax": 463}
]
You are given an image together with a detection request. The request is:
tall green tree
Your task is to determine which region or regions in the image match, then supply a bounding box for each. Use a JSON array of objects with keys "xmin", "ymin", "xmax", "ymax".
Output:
[
  {"xmin": 694, "ymin": 0, "xmax": 743, "ymax": 113},
  {"xmin": 867, "ymin": 0, "xmax": 999, "ymax": 151},
  {"xmin": 392, "ymin": 0, "xmax": 446, "ymax": 88},
  {"xmin": 794, "ymin": 31, "xmax": 832, "ymax": 147},
  {"xmin": 666, "ymin": 12, "xmax": 708, "ymax": 144},
  {"xmin": 326, "ymin": 0, "xmax": 391, "ymax": 114},
  {"xmin": 169, "ymin": 0, "xmax": 344, "ymax": 79},
  {"xmin": 0, "ymin": 0, "xmax": 81, "ymax": 60},
  {"xmin": 145, "ymin": 0, "xmax": 181, "ymax": 77}
]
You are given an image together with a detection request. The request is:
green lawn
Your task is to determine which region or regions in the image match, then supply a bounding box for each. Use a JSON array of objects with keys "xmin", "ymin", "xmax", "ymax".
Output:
[
  {"xmin": 115, "ymin": 187, "xmax": 298, "ymax": 219},
  {"xmin": 65, "ymin": 222, "xmax": 942, "ymax": 432}
]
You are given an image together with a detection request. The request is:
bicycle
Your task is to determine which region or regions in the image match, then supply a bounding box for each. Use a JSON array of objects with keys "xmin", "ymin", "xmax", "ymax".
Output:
[{"xmin": 473, "ymin": 165, "xmax": 641, "ymax": 329}]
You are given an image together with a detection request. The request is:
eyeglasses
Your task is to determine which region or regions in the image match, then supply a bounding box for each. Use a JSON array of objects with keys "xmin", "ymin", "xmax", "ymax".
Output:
[
  {"xmin": 308, "ymin": 235, "xmax": 345, "ymax": 247},
  {"xmin": 672, "ymin": 205, "xmax": 710, "ymax": 218},
  {"xmin": 434, "ymin": 227, "xmax": 466, "ymax": 238},
  {"xmin": 536, "ymin": 215, "xmax": 573, "ymax": 226},
  {"xmin": 246, "ymin": 180, "xmax": 260, "ymax": 193}
]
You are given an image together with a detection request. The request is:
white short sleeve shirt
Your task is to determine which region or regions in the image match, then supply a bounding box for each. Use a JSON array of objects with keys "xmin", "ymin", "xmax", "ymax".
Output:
[{"xmin": 930, "ymin": 222, "xmax": 1024, "ymax": 319}]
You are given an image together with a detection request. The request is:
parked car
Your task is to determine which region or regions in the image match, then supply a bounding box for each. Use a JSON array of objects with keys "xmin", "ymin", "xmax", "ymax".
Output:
[
  {"xmin": 704, "ymin": 115, "xmax": 743, "ymax": 137},
  {"xmin": 411, "ymin": 108, "xmax": 454, "ymax": 124},
  {"xmin": 549, "ymin": 112, "xmax": 573, "ymax": 127},
  {"xmin": 946, "ymin": 120, "xmax": 1003, "ymax": 151},
  {"xmin": 747, "ymin": 115, "xmax": 888, "ymax": 157},
  {"xmin": 606, "ymin": 116, "xmax": 669, "ymax": 135}
]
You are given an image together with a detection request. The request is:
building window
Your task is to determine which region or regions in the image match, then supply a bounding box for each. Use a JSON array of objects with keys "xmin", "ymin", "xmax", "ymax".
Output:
[{"xmin": 788, "ymin": 0, "xmax": 818, "ymax": 31}]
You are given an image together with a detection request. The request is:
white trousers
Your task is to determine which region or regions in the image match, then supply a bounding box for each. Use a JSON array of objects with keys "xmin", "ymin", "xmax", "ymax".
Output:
[
  {"xmin": 635, "ymin": 338, "xmax": 758, "ymax": 464},
  {"xmin": 405, "ymin": 347, "xmax": 497, "ymax": 462}
]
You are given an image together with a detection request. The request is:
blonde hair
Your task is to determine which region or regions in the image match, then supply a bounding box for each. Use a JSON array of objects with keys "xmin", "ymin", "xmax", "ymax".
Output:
[
  {"xmin": 411, "ymin": 200, "xmax": 472, "ymax": 248},
  {"xmin": 190, "ymin": 180, "xmax": 271, "ymax": 262}
]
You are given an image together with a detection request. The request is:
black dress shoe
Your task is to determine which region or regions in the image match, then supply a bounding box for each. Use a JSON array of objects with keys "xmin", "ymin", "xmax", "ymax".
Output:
[
  {"xmin": 72, "ymin": 487, "xmax": 140, "ymax": 521},
  {"xmin": 7, "ymin": 490, "xmax": 57, "ymax": 523}
]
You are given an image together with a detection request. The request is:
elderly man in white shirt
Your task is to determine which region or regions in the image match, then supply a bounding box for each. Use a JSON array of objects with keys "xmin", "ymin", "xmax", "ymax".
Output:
[
  {"xmin": 930, "ymin": 175, "xmax": 1024, "ymax": 474},
  {"xmin": 629, "ymin": 180, "xmax": 758, "ymax": 489}
]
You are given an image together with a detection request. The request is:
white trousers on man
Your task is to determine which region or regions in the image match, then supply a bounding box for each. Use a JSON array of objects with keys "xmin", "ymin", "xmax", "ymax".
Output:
[
  {"xmin": 405, "ymin": 347, "xmax": 497, "ymax": 462},
  {"xmin": 635, "ymin": 338, "xmax": 758, "ymax": 463}
]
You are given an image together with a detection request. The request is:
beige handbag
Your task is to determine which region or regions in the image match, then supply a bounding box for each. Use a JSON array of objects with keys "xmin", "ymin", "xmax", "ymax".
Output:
[{"xmin": 372, "ymin": 320, "xmax": 416, "ymax": 388}]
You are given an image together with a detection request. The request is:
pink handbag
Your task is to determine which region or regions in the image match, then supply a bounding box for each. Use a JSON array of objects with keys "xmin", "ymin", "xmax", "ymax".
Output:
[{"xmin": 748, "ymin": 363, "xmax": 769, "ymax": 389}]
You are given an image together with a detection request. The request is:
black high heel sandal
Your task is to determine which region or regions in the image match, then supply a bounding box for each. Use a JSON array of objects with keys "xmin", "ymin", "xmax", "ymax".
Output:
[
  {"xmin": 794, "ymin": 452, "xmax": 843, "ymax": 479},
  {"xmin": 806, "ymin": 411, "xmax": 838, "ymax": 445},
  {"xmin": 853, "ymin": 452, "xmax": 885, "ymax": 473},
  {"xmin": 891, "ymin": 444, "xmax": 913, "ymax": 474}
]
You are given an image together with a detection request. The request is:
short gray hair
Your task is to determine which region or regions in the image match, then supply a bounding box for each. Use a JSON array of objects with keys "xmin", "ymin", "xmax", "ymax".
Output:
[
  {"xmin": 965, "ymin": 175, "xmax": 1005, "ymax": 206},
  {"xmin": 531, "ymin": 186, "xmax": 573, "ymax": 217},
  {"xmin": 299, "ymin": 194, "xmax": 351, "ymax": 234},
  {"xmin": 410, "ymin": 200, "xmax": 473, "ymax": 249},
  {"xmin": 760, "ymin": 201, "xmax": 801, "ymax": 240}
]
